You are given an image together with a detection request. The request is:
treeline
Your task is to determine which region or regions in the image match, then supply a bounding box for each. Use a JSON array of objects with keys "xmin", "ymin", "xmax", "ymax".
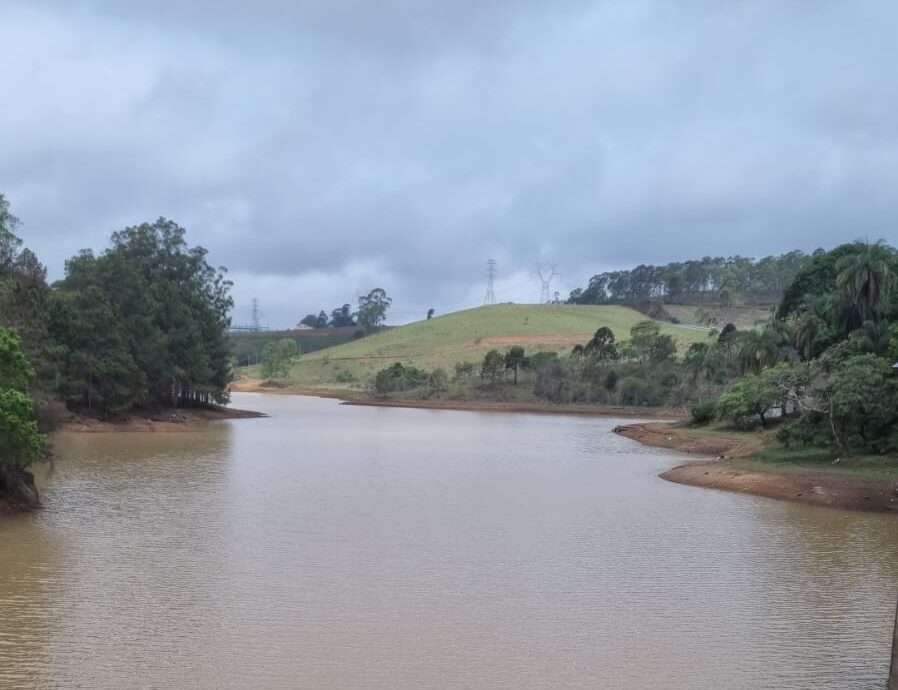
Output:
[
  {"xmin": 0, "ymin": 194, "xmax": 233, "ymax": 416},
  {"xmin": 568, "ymin": 251, "xmax": 812, "ymax": 306},
  {"xmin": 299, "ymin": 304, "xmax": 357, "ymax": 328},
  {"xmin": 299, "ymin": 288, "xmax": 392, "ymax": 330}
]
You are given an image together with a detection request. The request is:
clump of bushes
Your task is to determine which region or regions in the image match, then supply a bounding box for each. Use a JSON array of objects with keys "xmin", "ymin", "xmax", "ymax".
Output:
[
  {"xmin": 690, "ymin": 400, "xmax": 716, "ymax": 425},
  {"xmin": 371, "ymin": 363, "xmax": 451, "ymax": 398},
  {"xmin": 373, "ymin": 362, "xmax": 428, "ymax": 395},
  {"xmin": 427, "ymin": 368, "xmax": 449, "ymax": 394},
  {"xmin": 453, "ymin": 361, "xmax": 476, "ymax": 381}
]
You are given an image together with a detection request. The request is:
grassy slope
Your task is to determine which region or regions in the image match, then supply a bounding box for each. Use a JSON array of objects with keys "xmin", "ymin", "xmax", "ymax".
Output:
[
  {"xmin": 664, "ymin": 304, "xmax": 772, "ymax": 330},
  {"xmin": 741, "ymin": 447, "xmax": 898, "ymax": 482},
  {"xmin": 249, "ymin": 303, "xmax": 710, "ymax": 389}
]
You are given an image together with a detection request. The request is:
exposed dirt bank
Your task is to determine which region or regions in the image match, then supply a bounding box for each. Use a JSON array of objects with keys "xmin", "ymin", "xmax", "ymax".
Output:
[
  {"xmin": 660, "ymin": 461, "xmax": 898, "ymax": 513},
  {"xmin": 616, "ymin": 422, "xmax": 898, "ymax": 514},
  {"xmin": 60, "ymin": 405, "xmax": 266, "ymax": 433},
  {"xmin": 614, "ymin": 422, "xmax": 765, "ymax": 457},
  {"xmin": 233, "ymin": 376, "xmax": 686, "ymax": 419},
  {"xmin": 343, "ymin": 398, "xmax": 685, "ymax": 419}
]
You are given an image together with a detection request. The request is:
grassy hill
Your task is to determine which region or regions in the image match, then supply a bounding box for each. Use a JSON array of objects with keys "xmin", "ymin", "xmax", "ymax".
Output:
[
  {"xmin": 240, "ymin": 303, "xmax": 710, "ymax": 390},
  {"xmin": 663, "ymin": 303, "xmax": 772, "ymax": 331}
]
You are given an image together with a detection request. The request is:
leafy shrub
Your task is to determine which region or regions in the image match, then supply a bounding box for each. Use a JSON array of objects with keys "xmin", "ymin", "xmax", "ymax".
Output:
[
  {"xmin": 0, "ymin": 389, "xmax": 43, "ymax": 468},
  {"xmin": 776, "ymin": 412, "xmax": 831, "ymax": 449},
  {"xmin": 618, "ymin": 376, "xmax": 662, "ymax": 406},
  {"xmin": 827, "ymin": 354, "xmax": 898, "ymax": 453},
  {"xmin": 453, "ymin": 361, "xmax": 476, "ymax": 381},
  {"xmin": 534, "ymin": 361, "xmax": 568, "ymax": 402},
  {"xmin": 716, "ymin": 374, "xmax": 779, "ymax": 429},
  {"xmin": 480, "ymin": 349, "xmax": 505, "ymax": 383},
  {"xmin": 427, "ymin": 368, "xmax": 449, "ymax": 394},
  {"xmin": 529, "ymin": 351, "xmax": 559, "ymax": 371},
  {"xmin": 335, "ymin": 370, "xmax": 356, "ymax": 384},
  {"xmin": 373, "ymin": 363, "xmax": 427, "ymax": 395},
  {"xmin": 690, "ymin": 400, "xmax": 716, "ymax": 425}
]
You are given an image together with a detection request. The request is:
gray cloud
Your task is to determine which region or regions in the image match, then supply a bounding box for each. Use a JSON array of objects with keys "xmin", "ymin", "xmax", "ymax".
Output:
[{"xmin": 3, "ymin": 1, "xmax": 898, "ymax": 326}]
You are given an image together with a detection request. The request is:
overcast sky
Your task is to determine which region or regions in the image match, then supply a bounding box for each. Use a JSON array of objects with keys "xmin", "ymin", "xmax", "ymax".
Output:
[{"xmin": 3, "ymin": 1, "xmax": 898, "ymax": 327}]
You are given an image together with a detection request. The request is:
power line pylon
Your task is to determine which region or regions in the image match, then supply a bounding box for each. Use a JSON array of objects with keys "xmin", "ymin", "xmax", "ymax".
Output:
[
  {"xmin": 251, "ymin": 298, "xmax": 261, "ymax": 331},
  {"xmin": 537, "ymin": 264, "xmax": 559, "ymax": 304},
  {"xmin": 484, "ymin": 259, "xmax": 497, "ymax": 305}
]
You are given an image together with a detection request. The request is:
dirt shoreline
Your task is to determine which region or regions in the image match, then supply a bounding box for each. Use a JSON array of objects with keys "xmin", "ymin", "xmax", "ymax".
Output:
[
  {"xmin": 616, "ymin": 422, "xmax": 898, "ymax": 514},
  {"xmin": 59, "ymin": 405, "xmax": 266, "ymax": 433},
  {"xmin": 232, "ymin": 378, "xmax": 686, "ymax": 419},
  {"xmin": 341, "ymin": 398, "xmax": 686, "ymax": 419}
]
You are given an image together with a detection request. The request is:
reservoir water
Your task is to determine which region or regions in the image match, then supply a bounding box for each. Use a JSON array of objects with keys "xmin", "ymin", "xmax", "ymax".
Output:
[{"xmin": 1, "ymin": 393, "xmax": 896, "ymax": 688}]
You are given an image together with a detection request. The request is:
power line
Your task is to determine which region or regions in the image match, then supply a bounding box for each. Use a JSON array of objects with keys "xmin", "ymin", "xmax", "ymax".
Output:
[{"xmin": 484, "ymin": 259, "xmax": 497, "ymax": 305}]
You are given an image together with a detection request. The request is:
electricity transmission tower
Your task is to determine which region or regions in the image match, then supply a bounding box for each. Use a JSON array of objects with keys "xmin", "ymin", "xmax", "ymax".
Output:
[
  {"xmin": 537, "ymin": 264, "xmax": 559, "ymax": 304},
  {"xmin": 251, "ymin": 298, "xmax": 261, "ymax": 331},
  {"xmin": 484, "ymin": 259, "xmax": 497, "ymax": 305}
]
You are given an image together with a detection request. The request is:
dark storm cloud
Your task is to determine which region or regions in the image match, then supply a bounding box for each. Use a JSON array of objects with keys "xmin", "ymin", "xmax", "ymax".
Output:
[{"xmin": 3, "ymin": 1, "xmax": 898, "ymax": 326}]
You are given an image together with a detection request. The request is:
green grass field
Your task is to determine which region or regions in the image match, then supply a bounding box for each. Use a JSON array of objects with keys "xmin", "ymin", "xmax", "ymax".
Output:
[
  {"xmin": 242, "ymin": 303, "xmax": 710, "ymax": 390},
  {"xmin": 664, "ymin": 303, "xmax": 772, "ymax": 330},
  {"xmin": 741, "ymin": 447, "xmax": 898, "ymax": 482}
]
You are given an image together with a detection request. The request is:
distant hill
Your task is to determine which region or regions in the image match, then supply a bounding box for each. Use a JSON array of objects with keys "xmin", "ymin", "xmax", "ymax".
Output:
[{"xmin": 241, "ymin": 303, "xmax": 710, "ymax": 390}]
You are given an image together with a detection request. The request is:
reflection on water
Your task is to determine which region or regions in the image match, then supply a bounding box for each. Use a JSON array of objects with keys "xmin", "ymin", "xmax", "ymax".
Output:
[{"xmin": 1, "ymin": 393, "xmax": 896, "ymax": 689}]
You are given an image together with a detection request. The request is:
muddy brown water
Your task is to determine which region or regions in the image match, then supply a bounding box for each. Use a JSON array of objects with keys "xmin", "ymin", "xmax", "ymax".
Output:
[{"xmin": 1, "ymin": 393, "xmax": 897, "ymax": 689}]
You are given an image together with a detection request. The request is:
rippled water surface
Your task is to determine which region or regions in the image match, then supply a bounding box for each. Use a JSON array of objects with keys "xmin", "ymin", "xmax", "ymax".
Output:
[{"xmin": 1, "ymin": 393, "xmax": 896, "ymax": 689}]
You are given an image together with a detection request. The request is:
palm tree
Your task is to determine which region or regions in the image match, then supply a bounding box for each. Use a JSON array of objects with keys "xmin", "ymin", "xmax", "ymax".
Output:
[
  {"xmin": 836, "ymin": 240, "xmax": 895, "ymax": 329},
  {"xmin": 794, "ymin": 313, "xmax": 825, "ymax": 360},
  {"xmin": 737, "ymin": 330, "xmax": 780, "ymax": 375}
]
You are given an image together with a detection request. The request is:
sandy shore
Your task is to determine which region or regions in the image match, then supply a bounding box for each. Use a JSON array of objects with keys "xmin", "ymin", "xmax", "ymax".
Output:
[{"xmin": 616, "ymin": 422, "xmax": 898, "ymax": 514}]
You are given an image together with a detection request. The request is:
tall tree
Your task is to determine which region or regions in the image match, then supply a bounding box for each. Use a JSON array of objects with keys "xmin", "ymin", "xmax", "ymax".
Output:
[
  {"xmin": 357, "ymin": 288, "xmax": 391, "ymax": 331},
  {"xmin": 504, "ymin": 346, "xmax": 529, "ymax": 385},
  {"xmin": 329, "ymin": 303, "xmax": 356, "ymax": 327},
  {"xmin": 835, "ymin": 240, "xmax": 895, "ymax": 329},
  {"xmin": 55, "ymin": 218, "xmax": 233, "ymax": 410}
]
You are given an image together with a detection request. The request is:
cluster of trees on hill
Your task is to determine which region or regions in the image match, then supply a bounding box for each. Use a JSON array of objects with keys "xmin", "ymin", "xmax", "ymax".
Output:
[
  {"xmin": 299, "ymin": 288, "xmax": 392, "ymax": 331},
  {"xmin": 558, "ymin": 240, "xmax": 898, "ymax": 454},
  {"xmin": 0, "ymin": 194, "xmax": 233, "ymax": 416},
  {"xmin": 568, "ymin": 251, "xmax": 812, "ymax": 306}
]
